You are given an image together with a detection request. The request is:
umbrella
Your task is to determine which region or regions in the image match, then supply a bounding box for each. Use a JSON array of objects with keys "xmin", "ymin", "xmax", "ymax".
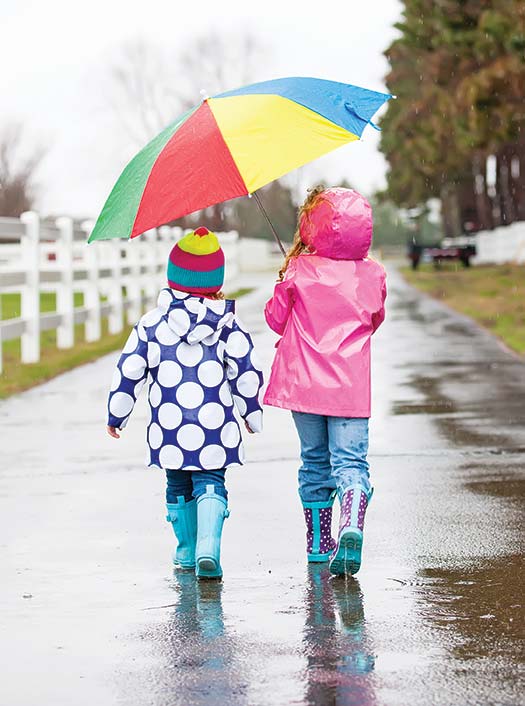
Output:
[{"xmin": 88, "ymin": 77, "xmax": 392, "ymax": 253}]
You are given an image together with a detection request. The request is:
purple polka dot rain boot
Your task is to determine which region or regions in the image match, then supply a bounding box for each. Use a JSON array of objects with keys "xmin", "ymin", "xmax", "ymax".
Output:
[
  {"xmin": 329, "ymin": 486, "xmax": 372, "ymax": 576},
  {"xmin": 302, "ymin": 492, "xmax": 337, "ymax": 562}
]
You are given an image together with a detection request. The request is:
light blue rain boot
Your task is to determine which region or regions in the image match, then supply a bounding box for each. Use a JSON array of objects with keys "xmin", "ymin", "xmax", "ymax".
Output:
[
  {"xmin": 195, "ymin": 485, "xmax": 230, "ymax": 580},
  {"xmin": 302, "ymin": 491, "xmax": 337, "ymax": 562},
  {"xmin": 329, "ymin": 486, "xmax": 373, "ymax": 577},
  {"xmin": 166, "ymin": 496, "xmax": 198, "ymax": 570}
]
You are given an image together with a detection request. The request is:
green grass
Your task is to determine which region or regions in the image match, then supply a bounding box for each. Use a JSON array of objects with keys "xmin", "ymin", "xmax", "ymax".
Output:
[
  {"xmin": 0, "ymin": 287, "xmax": 254, "ymax": 399},
  {"xmin": 401, "ymin": 263, "xmax": 525, "ymax": 355},
  {"xmin": 226, "ymin": 287, "xmax": 254, "ymax": 299}
]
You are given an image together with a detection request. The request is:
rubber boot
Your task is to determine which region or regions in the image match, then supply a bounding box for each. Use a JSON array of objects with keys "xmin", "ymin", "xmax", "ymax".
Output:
[
  {"xmin": 166, "ymin": 496, "xmax": 198, "ymax": 570},
  {"xmin": 195, "ymin": 485, "xmax": 229, "ymax": 580},
  {"xmin": 329, "ymin": 486, "xmax": 373, "ymax": 576},
  {"xmin": 302, "ymin": 491, "xmax": 337, "ymax": 562}
]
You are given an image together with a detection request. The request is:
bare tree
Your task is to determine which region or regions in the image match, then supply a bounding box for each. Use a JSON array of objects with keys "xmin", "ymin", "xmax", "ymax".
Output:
[
  {"xmin": 109, "ymin": 41, "xmax": 192, "ymax": 146},
  {"xmin": 108, "ymin": 30, "xmax": 266, "ymax": 146},
  {"xmin": 178, "ymin": 32, "xmax": 263, "ymax": 99},
  {"xmin": 0, "ymin": 124, "xmax": 45, "ymax": 217}
]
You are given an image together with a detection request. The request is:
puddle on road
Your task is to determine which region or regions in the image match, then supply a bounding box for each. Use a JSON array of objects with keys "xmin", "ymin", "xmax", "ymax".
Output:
[
  {"xmin": 415, "ymin": 556, "xmax": 524, "ymax": 663},
  {"xmin": 392, "ymin": 373, "xmax": 513, "ymax": 449},
  {"xmin": 122, "ymin": 566, "xmax": 381, "ymax": 706},
  {"xmin": 460, "ymin": 464, "xmax": 525, "ymax": 501}
]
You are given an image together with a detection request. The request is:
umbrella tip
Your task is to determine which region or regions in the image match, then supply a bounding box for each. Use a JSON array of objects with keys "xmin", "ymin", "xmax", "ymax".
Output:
[{"xmin": 200, "ymin": 89, "xmax": 209, "ymax": 101}]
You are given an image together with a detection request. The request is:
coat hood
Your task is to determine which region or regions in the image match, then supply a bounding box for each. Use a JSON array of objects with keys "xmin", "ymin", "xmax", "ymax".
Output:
[
  {"xmin": 299, "ymin": 187, "xmax": 373, "ymax": 260},
  {"xmin": 157, "ymin": 288, "xmax": 235, "ymax": 345}
]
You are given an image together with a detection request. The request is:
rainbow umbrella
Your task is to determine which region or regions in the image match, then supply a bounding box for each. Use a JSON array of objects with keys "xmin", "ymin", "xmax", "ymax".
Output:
[{"xmin": 88, "ymin": 77, "xmax": 392, "ymax": 251}]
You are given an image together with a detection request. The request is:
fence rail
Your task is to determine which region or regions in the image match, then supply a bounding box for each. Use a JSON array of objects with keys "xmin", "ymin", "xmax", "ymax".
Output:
[{"xmin": 0, "ymin": 213, "xmax": 239, "ymax": 374}]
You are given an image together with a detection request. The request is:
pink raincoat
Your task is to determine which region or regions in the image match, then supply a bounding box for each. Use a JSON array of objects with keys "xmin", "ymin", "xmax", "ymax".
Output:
[{"xmin": 264, "ymin": 188, "xmax": 386, "ymax": 418}]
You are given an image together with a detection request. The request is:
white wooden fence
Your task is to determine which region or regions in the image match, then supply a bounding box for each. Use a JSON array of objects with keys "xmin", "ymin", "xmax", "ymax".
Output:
[{"xmin": 0, "ymin": 213, "xmax": 239, "ymax": 374}]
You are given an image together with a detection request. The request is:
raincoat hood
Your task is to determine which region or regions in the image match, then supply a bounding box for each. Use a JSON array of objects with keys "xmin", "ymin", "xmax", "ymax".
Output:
[
  {"xmin": 299, "ymin": 187, "xmax": 373, "ymax": 260},
  {"xmin": 157, "ymin": 288, "xmax": 235, "ymax": 345}
]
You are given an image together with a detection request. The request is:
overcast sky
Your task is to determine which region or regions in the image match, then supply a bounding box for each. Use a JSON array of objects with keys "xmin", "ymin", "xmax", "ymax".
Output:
[{"xmin": 2, "ymin": 0, "xmax": 402, "ymax": 218}]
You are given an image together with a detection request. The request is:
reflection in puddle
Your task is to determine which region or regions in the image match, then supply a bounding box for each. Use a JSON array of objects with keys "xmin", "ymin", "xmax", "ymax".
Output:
[
  {"xmin": 141, "ymin": 573, "xmax": 249, "ymax": 706},
  {"xmin": 302, "ymin": 565, "xmax": 376, "ymax": 705}
]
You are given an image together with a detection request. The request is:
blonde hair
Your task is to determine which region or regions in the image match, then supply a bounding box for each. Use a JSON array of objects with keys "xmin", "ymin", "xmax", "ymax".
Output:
[
  {"xmin": 278, "ymin": 185, "xmax": 327, "ymax": 281},
  {"xmin": 204, "ymin": 291, "xmax": 225, "ymax": 300}
]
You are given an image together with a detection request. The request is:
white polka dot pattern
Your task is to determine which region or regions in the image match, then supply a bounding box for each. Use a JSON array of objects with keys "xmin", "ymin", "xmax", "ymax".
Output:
[
  {"xmin": 155, "ymin": 321, "xmax": 178, "ymax": 346},
  {"xmin": 226, "ymin": 330, "xmax": 250, "ymax": 358},
  {"xmin": 122, "ymin": 328, "xmax": 138, "ymax": 354},
  {"xmin": 176, "ymin": 381, "xmax": 204, "ymax": 409},
  {"xmin": 177, "ymin": 342, "xmax": 203, "ymax": 367},
  {"xmin": 159, "ymin": 445, "xmax": 184, "ymax": 468},
  {"xmin": 147, "ymin": 342, "xmax": 161, "ymax": 369},
  {"xmin": 107, "ymin": 290, "xmax": 264, "ymax": 469},
  {"xmin": 110, "ymin": 367, "xmax": 121, "ymax": 392},
  {"xmin": 149, "ymin": 382, "xmax": 162, "ymax": 407},
  {"xmin": 122, "ymin": 353, "xmax": 146, "ymax": 380},
  {"xmin": 199, "ymin": 444, "xmax": 227, "ymax": 469},
  {"xmin": 197, "ymin": 360, "xmax": 224, "ymax": 387},
  {"xmin": 168, "ymin": 308, "xmax": 191, "ymax": 337},
  {"xmin": 220, "ymin": 421, "xmax": 240, "ymax": 448},
  {"xmin": 177, "ymin": 424, "xmax": 205, "ymax": 451},
  {"xmin": 237, "ymin": 371, "xmax": 260, "ymax": 398},
  {"xmin": 198, "ymin": 402, "xmax": 225, "ymax": 429},
  {"xmin": 148, "ymin": 423, "xmax": 163, "ymax": 449},
  {"xmin": 158, "ymin": 402, "xmax": 183, "ymax": 430},
  {"xmin": 109, "ymin": 391, "xmax": 134, "ymax": 417},
  {"xmin": 157, "ymin": 360, "xmax": 183, "ymax": 388}
]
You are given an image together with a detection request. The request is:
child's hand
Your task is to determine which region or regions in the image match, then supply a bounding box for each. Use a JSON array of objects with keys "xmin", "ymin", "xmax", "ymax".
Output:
[
  {"xmin": 107, "ymin": 425, "xmax": 121, "ymax": 439},
  {"xmin": 244, "ymin": 420, "xmax": 254, "ymax": 434}
]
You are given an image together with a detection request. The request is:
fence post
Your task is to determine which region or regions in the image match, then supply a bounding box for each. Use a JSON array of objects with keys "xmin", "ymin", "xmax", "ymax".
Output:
[
  {"xmin": 144, "ymin": 229, "xmax": 159, "ymax": 308},
  {"xmin": 0, "ymin": 306, "xmax": 3, "ymax": 374},
  {"xmin": 126, "ymin": 239, "xmax": 142, "ymax": 325},
  {"xmin": 82, "ymin": 221, "xmax": 101, "ymax": 342},
  {"xmin": 20, "ymin": 211, "xmax": 41, "ymax": 363},
  {"xmin": 55, "ymin": 216, "xmax": 74, "ymax": 348},
  {"xmin": 108, "ymin": 240, "xmax": 124, "ymax": 334}
]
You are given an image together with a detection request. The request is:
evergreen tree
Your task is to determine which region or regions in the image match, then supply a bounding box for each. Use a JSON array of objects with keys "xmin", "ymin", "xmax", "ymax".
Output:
[{"xmin": 380, "ymin": 0, "xmax": 525, "ymax": 232}]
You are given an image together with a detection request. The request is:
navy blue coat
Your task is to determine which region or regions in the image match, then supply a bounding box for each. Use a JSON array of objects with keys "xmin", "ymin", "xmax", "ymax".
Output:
[{"xmin": 107, "ymin": 288, "xmax": 263, "ymax": 470}]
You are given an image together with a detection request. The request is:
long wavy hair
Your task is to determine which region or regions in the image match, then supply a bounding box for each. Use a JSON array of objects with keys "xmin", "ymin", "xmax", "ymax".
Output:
[{"xmin": 278, "ymin": 185, "xmax": 327, "ymax": 281}]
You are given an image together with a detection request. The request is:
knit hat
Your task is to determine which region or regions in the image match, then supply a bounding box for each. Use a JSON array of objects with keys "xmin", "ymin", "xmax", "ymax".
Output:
[{"xmin": 167, "ymin": 227, "xmax": 225, "ymax": 294}]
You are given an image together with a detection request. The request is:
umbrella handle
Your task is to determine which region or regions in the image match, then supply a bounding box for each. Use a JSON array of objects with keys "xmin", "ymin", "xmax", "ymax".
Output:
[{"xmin": 252, "ymin": 191, "xmax": 287, "ymax": 257}]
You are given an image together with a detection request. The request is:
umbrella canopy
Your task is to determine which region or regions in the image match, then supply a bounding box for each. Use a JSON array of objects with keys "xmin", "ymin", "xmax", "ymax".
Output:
[{"xmin": 88, "ymin": 77, "xmax": 392, "ymax": 243}]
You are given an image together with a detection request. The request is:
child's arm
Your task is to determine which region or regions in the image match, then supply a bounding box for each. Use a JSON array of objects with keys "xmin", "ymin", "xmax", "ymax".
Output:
[
  {"xmin": 107, "ymin": 323, "xmax": 149, "ymax": 435},
  {"xmin": 224, "ymin": 318, "xmax": 264, "ymax": 433},
  {"xmin": 264, "ymin": 274, "xmax": 295, "ymax": 336},
  {"xmin": 371, "ymin": 273, "xmax": 387, "ymax": 333}
]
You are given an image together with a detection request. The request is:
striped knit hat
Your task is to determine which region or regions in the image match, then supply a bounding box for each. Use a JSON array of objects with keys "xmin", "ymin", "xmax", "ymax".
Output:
[{"xmin": 167, "ymin": 227, "xmax": 225, "ymax": 294}]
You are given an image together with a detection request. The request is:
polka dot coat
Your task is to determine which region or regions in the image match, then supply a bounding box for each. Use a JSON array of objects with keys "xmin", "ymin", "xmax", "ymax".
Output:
[{"xmin": 107, "ymin": 288, "xmax": 264, "ymax": 471}]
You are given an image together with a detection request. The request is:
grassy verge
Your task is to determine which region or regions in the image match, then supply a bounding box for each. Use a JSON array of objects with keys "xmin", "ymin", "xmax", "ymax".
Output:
[
  {"xmin": 0, "ymin": 287, "xmax": 254, "ymax": 399},
  {"xmin": 401, "ymin": 263, "xmax": 525, "ymax": 355}
]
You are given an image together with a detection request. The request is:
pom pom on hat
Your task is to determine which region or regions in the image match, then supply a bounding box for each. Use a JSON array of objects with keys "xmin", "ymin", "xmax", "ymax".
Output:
[{"xmin": 167, "ymin": 227, "xmax": 225, "ymax": 294}]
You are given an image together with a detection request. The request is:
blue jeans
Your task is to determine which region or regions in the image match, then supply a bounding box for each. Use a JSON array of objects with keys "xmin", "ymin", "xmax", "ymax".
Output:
[
  {"xmin": 291, "ymin": 412, "xmax": 370, "ymax": 503},
  {"xmin": 165, "ymin": 469, "xmax": 227, "ymax": 504}
]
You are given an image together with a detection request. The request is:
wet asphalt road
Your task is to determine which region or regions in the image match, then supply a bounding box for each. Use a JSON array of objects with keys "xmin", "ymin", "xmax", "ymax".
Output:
[{"xmin": 1, "ymin": 266, "xmax": 524, "ymax": 706}]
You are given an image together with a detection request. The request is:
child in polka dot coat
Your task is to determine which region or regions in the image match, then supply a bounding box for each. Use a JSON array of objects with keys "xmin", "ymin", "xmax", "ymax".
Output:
[{"xmin": 107, "ymin": 227, "xmax": 263, "ymax": 579}]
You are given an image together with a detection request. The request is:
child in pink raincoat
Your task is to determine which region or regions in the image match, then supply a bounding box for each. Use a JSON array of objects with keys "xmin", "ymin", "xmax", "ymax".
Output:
[{"xmin": 264, "ymin": 186, "xmax": 386, "ymax": 576}]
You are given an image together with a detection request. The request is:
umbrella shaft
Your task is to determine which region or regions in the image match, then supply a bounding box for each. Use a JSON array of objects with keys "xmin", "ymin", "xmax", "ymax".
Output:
[{"xmin": 252, "ymin": 191, "xmax": 287, "ymax": 257}]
